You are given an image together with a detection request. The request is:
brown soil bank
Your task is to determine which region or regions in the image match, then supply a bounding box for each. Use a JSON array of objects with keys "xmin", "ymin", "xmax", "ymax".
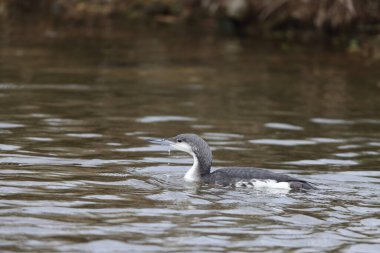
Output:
[
  {"xmin": 1, "ymin": 0, "xmax": 380, "ymax": 45},
  {"xmin": 2, "ymin": 0, "xmax": 379, "ymax": 30}
]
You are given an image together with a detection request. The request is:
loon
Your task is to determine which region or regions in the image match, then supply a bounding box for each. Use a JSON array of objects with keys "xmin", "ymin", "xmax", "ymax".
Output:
[{"xmin": 148, "ymin": 133, "xmax": 317, "ymax": 190}]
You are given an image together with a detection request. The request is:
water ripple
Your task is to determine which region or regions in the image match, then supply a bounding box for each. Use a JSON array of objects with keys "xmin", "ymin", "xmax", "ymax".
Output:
[
  {"xmin": 25, "ymin": 137, "xmax": 53, "ymax": 142},
  {"xmin": 66, "ymin": 133, "xmax": 103, "ymax": 138},
  {"xmin": 265, "ymin": 122, "xmax": 303, "ymax": 131},
  {"xmin": 0, "ymin": 144, "xmax": 20, "ymax": 151},
  {"xmin": 136, "ymin": 115, "xmax": 196, "ymax": 123},
  {"xmin": 284, "ymin": 159, "xmax": 359, "ymax": 166},
  {"xmin": 250, "ymin": 139, "xmax": 316, "ymax": 146},
  {"xmin": 0, "ymin": 154, "xmax": 132, "ymax": 167},
  {"xmin": 311, "ymin": 118, "xmax": 353, "ymax": 125},
  {"xmin": 0, "ymin": 122, "xmax": 24, "ymax": 128}
]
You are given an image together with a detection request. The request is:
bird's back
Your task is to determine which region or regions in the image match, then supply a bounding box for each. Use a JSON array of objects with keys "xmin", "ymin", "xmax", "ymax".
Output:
[{"xmin": 201, "ymin": 167, "xmax": 316, "ymax": 190}]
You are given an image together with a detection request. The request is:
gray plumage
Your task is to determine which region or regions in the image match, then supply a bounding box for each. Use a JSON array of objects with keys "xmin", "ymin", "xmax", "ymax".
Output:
[
  {"xmin": 149, "ymin": 133, "xmax": 317, "ymax": 190},
  {"xmin": 169, "ymin": 133, "xmax": 212, "ymax": 176},
  {"xmin": 201, "ymin": 168, "xmax": 316, "ymax": 190}
]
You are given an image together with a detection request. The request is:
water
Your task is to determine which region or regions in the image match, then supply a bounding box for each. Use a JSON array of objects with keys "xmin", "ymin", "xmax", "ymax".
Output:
[{"xmin": 1, "ymin": 25, "xmax": 380, "ymax": 252}]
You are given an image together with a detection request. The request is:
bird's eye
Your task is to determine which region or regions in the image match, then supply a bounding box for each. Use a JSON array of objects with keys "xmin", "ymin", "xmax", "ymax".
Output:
[{"xmin": 177, "ymin": 139, "xmax": 182, "ymax": 143}]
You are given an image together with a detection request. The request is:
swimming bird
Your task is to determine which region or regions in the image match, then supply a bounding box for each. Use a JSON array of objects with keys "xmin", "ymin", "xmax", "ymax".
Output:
[{"xmin": 148, "ymin": 133, "xmax": 316, "ymax": 190}]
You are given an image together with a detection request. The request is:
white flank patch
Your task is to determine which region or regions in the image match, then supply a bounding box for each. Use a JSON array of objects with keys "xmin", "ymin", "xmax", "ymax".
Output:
[{"xmin": 235, "ymin": 179, "xmax": 291, "ymax": 190}]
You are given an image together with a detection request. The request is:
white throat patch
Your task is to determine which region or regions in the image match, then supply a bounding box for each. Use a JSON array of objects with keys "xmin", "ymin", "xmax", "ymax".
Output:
[
  {"xmin": 170, "ymin": 142, "xmax": 193, "ymax": 154},
  {"xmin": 170, "ymin": 142, "xmax": 201, "ymax": 182},
  {"xmin": 184, "ymin": 153, "xmax": 201, "ymax": 182}
]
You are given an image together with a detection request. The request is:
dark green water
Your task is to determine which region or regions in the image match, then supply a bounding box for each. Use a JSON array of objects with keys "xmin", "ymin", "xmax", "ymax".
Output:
[{"xmin": 0, "ymin": 25, "xmax": 379, "ymax": 252}]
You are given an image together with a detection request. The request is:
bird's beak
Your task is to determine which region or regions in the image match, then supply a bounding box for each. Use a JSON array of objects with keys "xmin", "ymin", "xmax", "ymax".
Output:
[
  {"xmin": 148, "ymin": 137, "xmax": 192, "ymax": 155},
  {"xmin": 147, "ymin": 138, "xmax": 174, "ymax": 146}
]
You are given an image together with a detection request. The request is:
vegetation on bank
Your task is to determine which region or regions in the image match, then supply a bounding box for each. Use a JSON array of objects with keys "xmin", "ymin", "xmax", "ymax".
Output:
[{"xmin": 1, "ymin": 0, "xmax": 379, "ymax": 53}]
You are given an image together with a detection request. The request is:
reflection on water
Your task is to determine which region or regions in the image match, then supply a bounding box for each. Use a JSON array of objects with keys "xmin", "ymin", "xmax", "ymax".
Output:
[{"xmin": 0, "ymin": 26, "xmax": 380, "ymax": 252}]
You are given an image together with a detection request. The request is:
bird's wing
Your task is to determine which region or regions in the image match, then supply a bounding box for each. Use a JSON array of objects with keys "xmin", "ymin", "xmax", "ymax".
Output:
[{"xmin": 202, "ymin": 167, "xmax": 316, "ymax": 190}]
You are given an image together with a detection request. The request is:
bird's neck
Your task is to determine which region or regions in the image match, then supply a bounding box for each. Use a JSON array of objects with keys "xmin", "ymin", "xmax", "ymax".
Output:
[{"xmin": 184, "ymin": 152, "xmax": 211, "ymax": 182}]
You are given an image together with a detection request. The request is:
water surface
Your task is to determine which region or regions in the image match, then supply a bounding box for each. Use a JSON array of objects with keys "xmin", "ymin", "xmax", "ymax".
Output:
[{"xmin": 0, "ymin": 26, "xmax": 380, "ymax": 252}]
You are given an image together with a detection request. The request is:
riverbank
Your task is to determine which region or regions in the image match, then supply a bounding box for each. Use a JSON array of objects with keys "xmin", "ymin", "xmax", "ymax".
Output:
[{"xmin": 1, "ymin": 0, "xmax": 379, "ymax": 57}]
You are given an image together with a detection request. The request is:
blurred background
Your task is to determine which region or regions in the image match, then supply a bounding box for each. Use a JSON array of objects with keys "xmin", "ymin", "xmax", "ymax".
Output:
[
  {"xmin": 2, "ymin": 0, "xmax": 380, "ymax": 44},
  {"xmin": 1, "ymin": 0, "xmax": 380, "ymax": 87}
]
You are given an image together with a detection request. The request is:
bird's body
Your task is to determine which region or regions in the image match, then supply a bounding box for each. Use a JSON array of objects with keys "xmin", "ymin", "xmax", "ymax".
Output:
[
  {"xmin": 201, "ymin": 167, "xmax": 315, "ymax": 190},
  {"xmin": 148, "ymin": 133, "xmax": 316, "ymax": 191}
]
